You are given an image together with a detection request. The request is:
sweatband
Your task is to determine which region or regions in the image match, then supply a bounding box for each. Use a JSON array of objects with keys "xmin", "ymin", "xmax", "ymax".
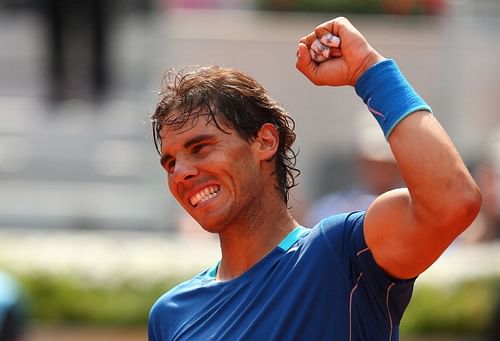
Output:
[{"xmin": 355, "ymin": 59, "xmax": 432, "ymax": 139}]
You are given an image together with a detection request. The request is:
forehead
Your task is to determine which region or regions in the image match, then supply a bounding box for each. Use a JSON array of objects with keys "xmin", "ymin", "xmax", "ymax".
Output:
[
  {"xmin": 161, "ymin": 115, "xmax": 228, "ymax": 137},
  {"xmin": 159, "ymin": 116, "xmax": 233, "ymax": 151}
]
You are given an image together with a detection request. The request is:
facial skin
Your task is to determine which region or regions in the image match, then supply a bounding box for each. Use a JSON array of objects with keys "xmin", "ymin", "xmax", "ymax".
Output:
[{"xmin": 160, "ymin": 117, "xmax": 279, "ymax": 235}]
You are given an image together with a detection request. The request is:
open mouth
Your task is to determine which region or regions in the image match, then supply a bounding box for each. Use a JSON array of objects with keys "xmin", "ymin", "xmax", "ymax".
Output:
[{"xmin": 189, "ymin": 185, "xmax": 221, "ymax": 207}]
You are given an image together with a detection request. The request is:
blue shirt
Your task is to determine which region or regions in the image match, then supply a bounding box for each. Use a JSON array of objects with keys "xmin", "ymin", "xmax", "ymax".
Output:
[{"xmin": 148, "ymin": 212, "xmax": 415, "ymax": 340}]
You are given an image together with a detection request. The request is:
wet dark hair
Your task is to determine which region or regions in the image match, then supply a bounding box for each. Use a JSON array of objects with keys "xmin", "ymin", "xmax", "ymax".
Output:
[{"xmin": 151, "ymin": 65, "xmax": 300, "ymax": 204}]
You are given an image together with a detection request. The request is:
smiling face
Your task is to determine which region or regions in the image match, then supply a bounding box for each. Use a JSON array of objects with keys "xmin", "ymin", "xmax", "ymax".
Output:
[
  {"xmin": 152, "ymin": 66, "xmax": 300, "ymax": 206},
  {"xmin": 160, "ymin": 117, "xmax": 276, "ymax": 234}
]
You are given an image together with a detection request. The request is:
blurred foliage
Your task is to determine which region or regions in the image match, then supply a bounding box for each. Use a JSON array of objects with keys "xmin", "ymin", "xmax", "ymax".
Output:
[
  {"xmin": 257, "ymin": 0, "xmax": 383, "ymax": 13},
  {"xmin": 18, "ymin": 272, "xmax": 185, "ymax": 326},
  {"xmin": 401, "ymin": 277, "xmax": 500, "ymax": 336},
  {"xmin": 255, "ymin": 0, "xmax": 442, "ymax": 15},
  {"xmin": 8, "ymin": 270, "xmax": 500, "ymax": 335}
]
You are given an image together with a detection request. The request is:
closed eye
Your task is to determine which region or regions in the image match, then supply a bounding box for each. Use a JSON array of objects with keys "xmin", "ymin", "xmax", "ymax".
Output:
[
  {"xmin": 164, "ymin": 160, "xmax": 175, "ymax": 174},
  {"xmin": 192, "ymin": 143, "xmax": 208, "ymax": 154},
  {"xmin": 161, "ymin": 157, "xmax": 175, "ymax": 174}
]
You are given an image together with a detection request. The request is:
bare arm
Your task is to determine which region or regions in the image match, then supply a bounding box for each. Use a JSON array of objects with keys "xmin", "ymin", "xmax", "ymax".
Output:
[{"xmin": 296, "ymin": 17, "xmax": 481, "ymax": 279}]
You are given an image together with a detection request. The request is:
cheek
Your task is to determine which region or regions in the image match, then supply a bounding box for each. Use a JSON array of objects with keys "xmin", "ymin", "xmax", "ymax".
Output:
[
  {"xmin": 237, "ymin": 162, "xmax": 262, "ymax": 191},
  {"xmin": 167, "ymin": 177, "xmax": 179, "ymax": 199}
]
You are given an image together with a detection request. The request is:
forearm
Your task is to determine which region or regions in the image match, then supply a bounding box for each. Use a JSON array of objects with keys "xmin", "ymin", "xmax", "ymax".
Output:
[
  {"xmin": 388, "ymin": 111, "xmax": 481, "ymax": 229},
  {"xmin": 354, "ymin": 57, "xmax": 480, "ymax": 228},
  {"xmin": 297, "ymin": 16, "xmax": 482, "ymax": 278}
]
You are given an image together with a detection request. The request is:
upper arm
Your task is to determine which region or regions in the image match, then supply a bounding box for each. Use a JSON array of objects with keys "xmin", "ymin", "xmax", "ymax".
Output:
[
  {"xmin": 363, "ymin": 188, "xmax": 460, "ymax": 279},
  {"xmin": 362, "ymin": 111, "xmax": 481, "ymax": 280}
]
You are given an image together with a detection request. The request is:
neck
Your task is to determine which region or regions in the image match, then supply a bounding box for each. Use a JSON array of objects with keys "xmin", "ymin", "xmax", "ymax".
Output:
[{"xmin": 216, "ymin": 203, "xmax": 298, "ymax": 281}]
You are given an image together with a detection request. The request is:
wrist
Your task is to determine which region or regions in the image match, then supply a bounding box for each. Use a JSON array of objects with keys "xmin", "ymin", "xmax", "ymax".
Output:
[
  {"xmin": 355, "ymin": 59, "xmax": 432, "ymax": 139},
  {"xmin": 351, "ymin": 51, "xmax": 386, "ymax": 86}
]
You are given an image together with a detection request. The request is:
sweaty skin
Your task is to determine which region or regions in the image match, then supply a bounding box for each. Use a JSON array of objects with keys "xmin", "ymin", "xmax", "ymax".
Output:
[
  {"xmin": 296, "ymin": 17, "xmax": 481, "ymax": 279},
  {"xmin": 161, "ymin": 119, "xmax": 299, "ymax": 281}
]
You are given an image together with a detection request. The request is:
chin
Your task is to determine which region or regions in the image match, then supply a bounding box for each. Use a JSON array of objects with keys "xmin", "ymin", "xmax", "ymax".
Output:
[
  {"xmin": 195, "ymin": 214, "xmax": 232, "ymax": 234},
  {"xmin": 189, "ymin": 206, "xmax": 231, "ymax": 233},
  {"xmin": 197, "ymin": 222, "xmax": 224, "ymax": 235}
]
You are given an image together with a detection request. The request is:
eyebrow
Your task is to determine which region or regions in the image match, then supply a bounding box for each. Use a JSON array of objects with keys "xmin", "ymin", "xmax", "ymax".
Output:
[{"xmin": 160, "ymin": 134, "xmax": 216, "ymax": 166}]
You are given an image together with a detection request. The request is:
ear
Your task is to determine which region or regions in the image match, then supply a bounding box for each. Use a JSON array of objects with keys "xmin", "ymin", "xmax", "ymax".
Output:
[{"xmin": 253, "ymin": 123, "xmax": 279, "ymax": 161}]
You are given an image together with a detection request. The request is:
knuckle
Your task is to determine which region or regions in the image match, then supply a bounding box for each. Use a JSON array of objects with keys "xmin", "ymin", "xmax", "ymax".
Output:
[{"xmin": 312, "ymin": 78, "xmax": 322, "ymax": 86}]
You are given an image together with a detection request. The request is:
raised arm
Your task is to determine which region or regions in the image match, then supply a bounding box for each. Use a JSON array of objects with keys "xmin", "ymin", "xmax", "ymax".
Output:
[{"xmin": 296, "ymin": 17, "xmax": 481, "ymax": 279}]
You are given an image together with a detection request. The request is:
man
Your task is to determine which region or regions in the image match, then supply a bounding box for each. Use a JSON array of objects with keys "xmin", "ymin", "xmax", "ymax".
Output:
[{"xmin": 148, "ymin": 17, "xmax": 481, "ymax": 340}]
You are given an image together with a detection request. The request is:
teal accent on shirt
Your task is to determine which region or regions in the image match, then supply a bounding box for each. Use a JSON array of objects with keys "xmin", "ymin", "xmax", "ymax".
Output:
[
  {"xmin": 206, "ymin": 227, "xmax": 310, "ymax": 278},
  {"xmin": 277, "ymin": 226, "xmax": 310, "ymax": 251}
]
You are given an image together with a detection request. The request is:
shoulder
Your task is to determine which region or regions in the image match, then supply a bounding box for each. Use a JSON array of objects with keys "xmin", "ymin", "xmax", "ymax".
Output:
[
  {"xmin": 149, "ymin": 269, "xmax": 210, "ymax": 321},
  {"xmin": 148, "ymin": 269, "xmax": 212, "ymax": 340},
  {"xmin": 312, "ymin": 211, "xmax": 416, "ymax": 288},
  {"xmin": 317, "ymin": 210, "xmax": 365, "ymax": 229},
  {"xmin": 314, "ymin": 211, "xmax": 366, "ymax": 249},
  {"xmin": 297, "ymin": 211, "xmax": 366, "ymax": 269}
]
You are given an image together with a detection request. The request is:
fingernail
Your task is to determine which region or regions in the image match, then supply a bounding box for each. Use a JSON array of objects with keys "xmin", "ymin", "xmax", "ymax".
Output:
[{"xmin": 296, "ymin": 48, "xmax": 301, "ymax": 58}]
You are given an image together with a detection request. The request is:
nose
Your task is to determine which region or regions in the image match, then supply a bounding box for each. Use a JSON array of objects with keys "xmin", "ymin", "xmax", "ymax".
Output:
[{"xmin": 170, "ymin": 158, "xmax": 198, "ymax": 184}]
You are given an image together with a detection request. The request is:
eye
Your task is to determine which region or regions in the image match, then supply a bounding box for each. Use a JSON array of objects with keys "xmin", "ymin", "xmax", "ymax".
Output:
[
  {"xmin": 165, "ymin": 159, "xmax": 176, "ymax": 174},
  {"xmin": 192, "ymin": 144, "xmax": 207, "ymax": 154}
]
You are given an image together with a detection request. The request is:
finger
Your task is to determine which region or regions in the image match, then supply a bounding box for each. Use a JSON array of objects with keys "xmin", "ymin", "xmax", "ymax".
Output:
[
  {"xmin": 320, "ymin": 33, "xmax": 340, "ymax": 48},
  {"xmin": 299, "ymin": 32, "xmax": 317, "ymax": 47},
  {"xmin": 329, "ymin": 47, "xmax": 342, "ymax": 58},
  {"xmin": 310, "ymin": 50, "xmax": 328, "ymax": 63},
  {"xmin": 296, "ymin": 43, "xmax": 320, "ymax": 83},
  {"xmin": 315, "ymin": 17, "xmax": 356, "ymax": 41},
  {"xmin": 314, "ymin": 20, "xmax": 336, "ymax": 40},
  {"xmin": 311, "ymin": 39, "xmax": 330, "ymax": 59}
]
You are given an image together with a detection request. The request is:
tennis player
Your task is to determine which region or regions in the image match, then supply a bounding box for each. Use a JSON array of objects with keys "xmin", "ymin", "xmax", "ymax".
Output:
[{"xmin": 148, "ymin": 17, "xmax": 481, "ymax": 340}]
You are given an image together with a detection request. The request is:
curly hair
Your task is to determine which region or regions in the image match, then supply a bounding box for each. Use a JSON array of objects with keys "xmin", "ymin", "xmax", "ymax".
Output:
[{"xmin": 151, "ymin": 66, "xmax": 300, "ymax": 204}]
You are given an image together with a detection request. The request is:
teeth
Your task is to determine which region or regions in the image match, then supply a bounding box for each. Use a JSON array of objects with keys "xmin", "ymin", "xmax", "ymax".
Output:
[{"xmin": 189, "ymin": 185, "xmax": 220, "ymax": 207}]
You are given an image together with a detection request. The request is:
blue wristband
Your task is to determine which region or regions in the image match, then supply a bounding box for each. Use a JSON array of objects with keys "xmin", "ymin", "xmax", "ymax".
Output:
[{"xmin": 355, "ymin": 59, "xmax": 432, "ymax": 139}]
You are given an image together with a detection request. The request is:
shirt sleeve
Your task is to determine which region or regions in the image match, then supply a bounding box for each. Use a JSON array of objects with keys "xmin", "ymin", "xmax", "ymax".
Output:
[
  {"xmin": 318, "ymin": 211, "xmax": 415, "ymax": 324},
  {"xmin": 148, "ymin": 304, "xmax": 160, "ymax": 341}
]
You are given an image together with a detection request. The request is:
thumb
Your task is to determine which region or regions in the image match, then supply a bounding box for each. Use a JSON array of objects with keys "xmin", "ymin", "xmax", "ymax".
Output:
[{"xmin": 296, "ymin": 43, "xmax": 319, "ymax": 84}]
